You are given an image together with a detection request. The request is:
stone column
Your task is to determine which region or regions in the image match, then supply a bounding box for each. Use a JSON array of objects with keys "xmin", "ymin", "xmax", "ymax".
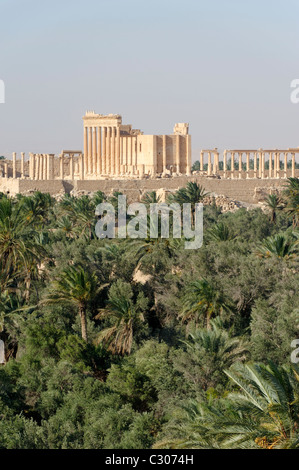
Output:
[
  {"xmin": 116, "ymin": 127, "xmax": 120, "ymax": 176},
  {"xmin": 284, "ymin": 152, "xmax": 288, "ymax": 178},
  {"xmin": 258, "ymin": 150, "xmax": 262, "ymax": 178},
  {"xmin": 60, "ymin": 154, "xmax": 64, "ymax": 179},
  {"xmin": 111, "ymin": 127, "xmax": 116, "ymax": 175},
  {"xmin": 128, "ymin": 136, "xmax": 132, "ymax": 172},
  {"xmin": 261, "ymin": 152, "xmax": 265, "ymax": 179},
  {"xmin": 84, "ymin": 127, "xmax": 88, "ymax": 178},
  {"xmin": 213, "ymin": 149, "xmax": 219, "ymax": 174},
  {"xmin": 80, "ymin": 153, "xmax": 84, "ymax": 180},
  {"xmin": 231, "ymin": 152, "xmax": 235, "ymax": 179},
  {"xmin": 254, "ymin": 152, "xmax": 257, "ymax": 178},
  {"xmin": 162, "ymin": 135, "xmax": 167, "ymax": 173},
  {"xmin": 238, "ymin": 152, "xmax": 242, "ymax": 179},
  {"xmin": 134, "ymin": 136, "xmax": 138, "ymax": 173},
  {"xmin": 246, "ymin": 152, "xmax": 250, "ymax": 179},
  {"xmin": 176, "ymin": 135, "xmax": 180, "ymax": 174},
  {"xmin": 119, "ymin": 136, "xmax": 124, "ymax": 175},
  {"xmin": 276, "ymin": 152, "xmax": 280, "ymax": 178},
  {"xmin": 46, "ymin": 154, "xmax": 50, "ymax": 180},
  {"xmin": 97, "ymin": 127, "xmax": 102, "ymax": 176},
  {"xmin": 106, "ymin": 127, "xmax": 111, "ymax": 175},
  {"xmin": 208, "ymin": 152, "xmax": 212, "ymax": 176},
  {"xmin": 269, "ymin": 153, "xmax": 272, "ymax": 178},
  {"xmin": 12, "ymin": 152, "xmax": 17, "ymax": 179},
  {"xmin": 102, "ymin": 127, "xmax": 106, "ymax": 175},
  {"xmin": 123, "ymin": 137, "xmax": 128, "ymax": 173},
  {"xmin": 35, "ymin": 155, "xmax": 39, "ymax": 180},
  {"xmin": 21, "ymin": 152, "xmax": 25, "ymax": 179},
  {"xmin": 29, "ymin": 153, "xmax": 35, "ymax": 179},
  {"xmin": 216, "ymin": 150, "xmax": 219, "ymax": 173},
  {"xmin": 292, "ymin": 153, "xmax": 295, "ymax": 177},
  {"xmin": 88, "ymin": 127, "xmax": 92, "ymax": 175},
  {"xmin": 4, "ymin": 162, "xmax": 8, "ymax": 178},
  {"xmin": 223, "ymin": 150, "xmax": 227, "ymax": 178},
  {"xmin": 43, "ymin": 155, "xmax": 47, "ymax": 180},
  {"xmin": 39, "ymin": 155, "xmax": 43, "ymax": 180},
  {"xmin": 200, "ymin": 151, "xmax": 204, "ymax": 172},
  {"xmin": 91, "ymin": 127, "xmax": 96, "ymax": 176},
  {"xmin": 70, "ymin": 154, "xmax": 74, "ymax": 180},
  {"xmin": 35, "ymin": 154, "xmax": 39, "ymax": 180}
]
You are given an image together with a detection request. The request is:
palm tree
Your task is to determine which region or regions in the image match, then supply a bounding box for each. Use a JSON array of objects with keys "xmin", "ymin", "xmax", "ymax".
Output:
[
  {"xmin": 169, "ymin": 182, "xmax": 207, "ymax": 225},
  {"xmin": 0, "ymin": 290, "xmax": 27, "ymax": 362},
  {"xmin": 57, "ymin": 195, "xmax": 96, "ymax": 239},
  {"xmin": 141, "ymin": 191, "xmax": 162, "ymax": 207},
  {"xmin": 176, "ymin": 319, "xmax": 249, "ymax": 390},
  {"xmin": 45, "ymin": 265, "xmax": 104, "ymax": 342},
  {"xmin": 180, "ymin": 279, "xmax": 230, "ymax": 328},
  {"xmin": 92, "ymin": 190, "xmax": 107, "ymax": 207},
  {"xmin": 208, "ymin": 222, "xmax": 234, "ymax": 241},
  {"xmin": 283, "ymin": 177, "xmax": 299, "ymax": 227},
  {"xmin": 56, "ymin": 215, "xmax": 77, "ymax": 239},
  {"xmin": 256, "ymin": 233, "xmax": 298, "ymax": 259},
  {"xmin": 221, "ymin": 362, "xmax": 299, "ymax": 449},
  {"xmin": 21, "ymin": 191, "xmax": 53, "ymax": 227},
  {"xmin": 154, "ymin": 362, "xmax": 299, "ymax": 449},
  {"xmin": 73, "ymin": 196, "xmax": 96, "ymax": 239},
  {"xmin": 264, "ymin": 194, "xmax": 283, "ymax": 224},
  {"xmin": 0, "ymin": 198, "xmax": 45, "ymax": 282},
  {"xmin": 96, "ymin": 281, "xmax": 145, "ymax": 355}
]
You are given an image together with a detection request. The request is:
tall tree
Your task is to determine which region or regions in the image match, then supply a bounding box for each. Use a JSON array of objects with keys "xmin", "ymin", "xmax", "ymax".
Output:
[
  {"xmin": 45, "ymin": 265, "xmax": 104, "ymax": 342},
  {"xmin": 180, "ymin": 279, "xmax": 230, "ymax": 329},
  {"xmin": 169, "ymin": 182, "xmax": 207, "ymax": 225},
  {"xmin": 96, "ymin": 280, "xmax": 146, "ymax": 355},
  {"xmin": 283, "ymin": 178, "xmax": 299, "ymax": 227},
  {"xmin": 264, "ymin": 194, "xmax": 283, "ymax": 224}
]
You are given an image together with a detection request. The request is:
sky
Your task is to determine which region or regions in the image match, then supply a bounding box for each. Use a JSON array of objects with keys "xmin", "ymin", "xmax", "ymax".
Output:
[{"xmin": 0, "ymin": 0, "xmax": 298, "ymax": 161}]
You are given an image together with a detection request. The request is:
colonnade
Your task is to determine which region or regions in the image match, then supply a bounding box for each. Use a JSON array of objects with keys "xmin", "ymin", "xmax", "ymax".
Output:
[
  {"xmin": 29, "ymin": 153, "xmax": 55, "ymax": 180},
  {"xmin": 119, "ymin": 135, "xmax": 139, "ymax": 175},
  {"xmin": 84, "ymin": 125, "xmax": 121, "ymax": 177},
  {"xmin": 0, "ymin": 152, "xmax": 26, "ymax": 178},
  {"xmin": 1, "ymin": 147, "xmax": 298, "ymax": 181},
  {"xmin": 199, "ymin": 148, "xmax": 299, "ymax": 178}
]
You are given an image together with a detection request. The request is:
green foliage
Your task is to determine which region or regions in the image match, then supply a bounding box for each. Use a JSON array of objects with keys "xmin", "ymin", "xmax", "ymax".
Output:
[{"xmin": 0, "ymin": 183, "xmax": 298, "ymax": 449}]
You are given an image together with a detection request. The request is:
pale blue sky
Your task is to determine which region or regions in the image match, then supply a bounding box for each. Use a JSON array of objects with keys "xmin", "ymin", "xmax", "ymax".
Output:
[{"xmin": 0, "ymin": 0, "xmax": 298, "ymax": 160}]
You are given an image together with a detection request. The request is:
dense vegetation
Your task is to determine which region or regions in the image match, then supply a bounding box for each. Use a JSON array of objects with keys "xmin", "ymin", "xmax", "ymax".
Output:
[{"xmin": 0, "ymin": 179, "xmax": 298, "ymax": 449}]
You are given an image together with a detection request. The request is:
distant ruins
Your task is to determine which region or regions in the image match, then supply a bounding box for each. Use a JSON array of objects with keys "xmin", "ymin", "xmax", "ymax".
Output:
[
  {"xmin": 82, "ymin": 112, "xmax": 192, "ymax": 178},
  {"xmin": 0, "ymin": 112, "xmax": 298, "ymax": 181},
  {"xmin": 0, "ymin": 112, "xmax": 298, "ymax": 203},
  {"xmin": 0, "ymin": 112, "xmax": 192, "ymax": 180}
]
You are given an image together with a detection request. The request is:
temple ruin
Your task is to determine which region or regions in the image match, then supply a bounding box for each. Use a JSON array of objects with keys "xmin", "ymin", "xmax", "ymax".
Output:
[
  {"xmin": 0, "ymin": 112, "xmax": 298, "ymax": 181},
  {"xmin": 0, "ymin": 112, "xmax": 299, "ymax": 203}
]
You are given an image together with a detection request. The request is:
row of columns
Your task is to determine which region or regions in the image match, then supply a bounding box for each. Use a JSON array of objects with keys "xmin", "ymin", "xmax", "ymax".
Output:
[
  {"xmin": 0, "ymin": 152, "xmax": 26, "ymax": 178},
  {"xmin": 1, "ymin": 148, "xmax": 296, "ymax": 181},
  {"xmin": 29, "ymin": 153, "xmax": 56, "ymax": 180},
  {"xmin": 199, "ymin": 149, "xmax": 298, "ymax": 179},
  {"xmin": 119, "ymin": 135, "xmax": 139, "ymax": 175},
  {"xmin": 58, "ymin": 153, "xmax": 84, "ymax": 180},
  {"xmin": 84, "ymin": 126, "xmax": 121, "ymax": 176},
  {"xmin": 84, "ymin": 128, "xmax": 192, "ymax": 177}
]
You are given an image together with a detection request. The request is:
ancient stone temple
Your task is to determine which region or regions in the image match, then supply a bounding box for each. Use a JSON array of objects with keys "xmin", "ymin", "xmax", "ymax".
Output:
[{"xmin": 82, "ymin": 112, "xmax": 192, "ymax": 178}]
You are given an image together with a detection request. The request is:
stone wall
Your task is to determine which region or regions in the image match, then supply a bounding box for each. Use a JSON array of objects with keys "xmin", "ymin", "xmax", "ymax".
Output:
[{"xmin": 0, "ymin": 174, "xmax": 293, "ymax": 204}]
